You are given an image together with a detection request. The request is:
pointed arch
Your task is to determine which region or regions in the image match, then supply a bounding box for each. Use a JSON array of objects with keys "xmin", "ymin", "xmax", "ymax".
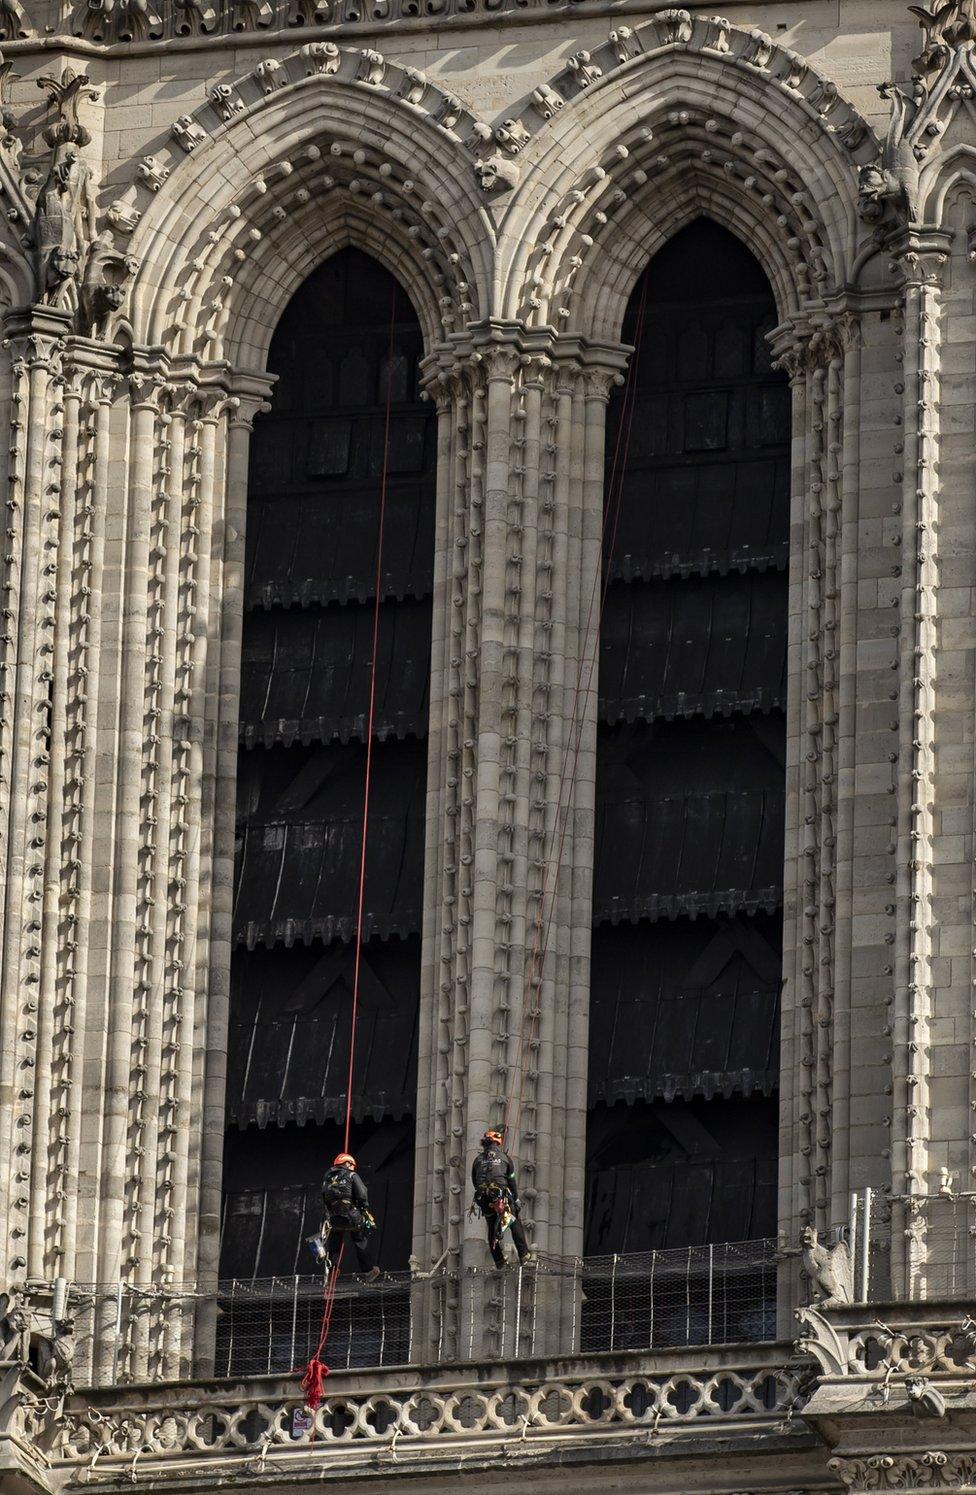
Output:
[
  {"xmin": 123, "ymin": 45, "xmax": 493, "ymax": 366},
  {"xmin": 493, "ymin": 15, "xmax": 876, "ymax": 336}
]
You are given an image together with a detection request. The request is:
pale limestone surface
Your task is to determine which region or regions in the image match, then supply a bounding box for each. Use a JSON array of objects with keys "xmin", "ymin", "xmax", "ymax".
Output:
[{"xmin": 0, "ymin": 6, "xmax": 972, "ymax": 1488}]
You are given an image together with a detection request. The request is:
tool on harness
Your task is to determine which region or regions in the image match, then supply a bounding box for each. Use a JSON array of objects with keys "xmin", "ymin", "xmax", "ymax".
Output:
[
  {"xmin": 306, "ymin": 1232, "xmax": 329, "ymax": 1266},
  {"xmin": 477, "ymin": 1181, "xmax": 514, "ymax": 1234}
]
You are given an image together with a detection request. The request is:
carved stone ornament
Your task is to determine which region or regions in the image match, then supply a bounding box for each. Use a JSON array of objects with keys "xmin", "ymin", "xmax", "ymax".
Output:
[
  {"xmin": 0, "ymin": 1289, "xmax": 75, "ymax": 1487},
  {"xmin": 494, "ymin": 117, "xmax": 530, "ymax": 154},
  {"xmin": 300, "ymin": 41, "xmax": 340, "ymax": 73},
  {"xmin": 794, "ymin": 1304, "xmax": 849, "ymax": 1376},
  {"xmin": 32, "ymin": 68, "xmax": 100, "ymax": 308},
  {"xmin": 910, "ymin": 0, "xmax": 976, "ymax": 86},
  {"xmin": 828, "ymin": 1450, "xmax": 976, "ymax": 1492},
  {"xmin": 857, "ymin": 84, "xmax": 921, "ymax": 228},
  {"xmin": 653, "ymin": 7, "xmax": 694, "ymax": 45},
  {"xmin": 567, "ymin": 50, "xmax": 602, "ymax": 88},
  {"xmin": 530, "ymin": 84, "xmax": 563, "ymax": 121},
  {"xmin": 475, "ymin": 151, "xmax": 520, "ymax": 193},
  {"xmin": 80, "ymin": 233, "xmax": 139, "ymax": 334},
  {"xmin": 801, "ymin": 1225, "xmax": 854, "ymax": 1308}
]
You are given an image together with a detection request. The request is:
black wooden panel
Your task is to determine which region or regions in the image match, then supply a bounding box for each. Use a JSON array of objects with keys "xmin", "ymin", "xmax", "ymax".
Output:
[
  {"xmin": 245, "ymin": 485, "xmax": 434, "ymax": 608},
  {"xmin": 233, "ymin": 739, "xmax": 426, "ymax": 946},
  {"xmin": 606, "ymin": 220, "xmax": 789, "ymax": 586},
  {"xmin": 588, "ymin": 917, "xmax": 781, "ymax": 1106},
  {"xmin": 239, "ymin": 599, "xmax": 431, "ymax": 748},
  {"xmin": 599, "ymin": 571, "xmax": 788, "ymax": 724},
  {"xmin": 584, "ymin": 1097, "xmax": 778, "ymax": 1253},
  {"xmin": 227, "ymin": 938, "xmax": 419, "ymax": 1127},
  {"xmin": 610, "ymin": 457, "xmax": 788, "ymax": 583},
  {"xmin": 593, "ymin": 718, "xmax": 785, "ymax": 920},
  {"xmin": 245, "ymin": 250, "xmax": 435, "ymax": 608},
  {"xmin": 587, "ymin": 223, "xmax": 787, "ymax": 1257}
]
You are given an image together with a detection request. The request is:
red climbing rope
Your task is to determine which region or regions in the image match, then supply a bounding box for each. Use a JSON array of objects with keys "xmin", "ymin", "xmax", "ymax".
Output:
[
  {"xmin": 301, "ymin": 1240, "xmax": 346, "ymax": 1410},
  {"xmin": 505, "ymin": 274, "xmax": 650, "ymax": 1150},
  {"xmin": 344, "ymin": 289, "xmax": 398, "ymax": 1156},
  {"xmin": 302, "ymin": 287, "xmax": 399, "ymax": 1409}
]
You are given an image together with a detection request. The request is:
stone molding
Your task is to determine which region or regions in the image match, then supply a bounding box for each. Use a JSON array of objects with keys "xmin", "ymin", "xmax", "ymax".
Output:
[
  {"xmin": 53, "ymin": 1347, "xmax": 805, "ymax": 1480},
  {"xmin": 828, "ymin": 1453, "xmax": 976, "ymax": 1493},
  {"xmin": 795, "ymin": 1304, "xmax": 976, "ymax": 1380}
]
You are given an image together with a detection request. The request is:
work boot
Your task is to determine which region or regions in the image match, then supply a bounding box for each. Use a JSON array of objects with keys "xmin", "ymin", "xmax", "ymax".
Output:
[
  {"xmin": 520, "ymin": 1252, "xmax": 536, "ymax": 1268},
  {"xmin": 362, "ymin": 1266, "xmax": 381, "ymax": 1283}
]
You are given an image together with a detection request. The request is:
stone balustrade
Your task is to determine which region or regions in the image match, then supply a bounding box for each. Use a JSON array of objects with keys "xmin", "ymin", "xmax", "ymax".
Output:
[{"xmin": 54, "ymin": 1342, "xmax": 802, "ymax": 1484}]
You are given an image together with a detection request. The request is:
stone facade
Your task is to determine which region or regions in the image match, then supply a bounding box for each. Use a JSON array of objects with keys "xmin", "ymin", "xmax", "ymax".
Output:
[{"xmin": 0, "ymin": 0, "xmax": 974, "ymax": 1489}]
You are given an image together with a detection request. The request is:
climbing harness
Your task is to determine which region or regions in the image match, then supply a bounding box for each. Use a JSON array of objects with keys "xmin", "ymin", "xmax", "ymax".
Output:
[{"xmin": 300, "ymin": 285, "xmax": 399, "ymax": 1409}]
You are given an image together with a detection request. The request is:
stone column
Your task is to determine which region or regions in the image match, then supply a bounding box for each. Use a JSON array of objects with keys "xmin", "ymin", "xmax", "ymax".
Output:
[
  {"xmin": 414, "ymin": 327, "xmax": 625, "ymax": 1360},
  {"xmin": 193, "ymin": 380, "xmax": 271, "ymax": 1377},
  {"xmin": 0, "ymin": 340, "xmax": 273, "ymax": 1378},
  {"xmin": 0, "ymin": 312, "xmax": 72, "ymax": 1289}
]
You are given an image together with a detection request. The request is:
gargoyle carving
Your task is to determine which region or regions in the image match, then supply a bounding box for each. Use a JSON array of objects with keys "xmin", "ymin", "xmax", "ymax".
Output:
[
  {"xmin": 801, "ymin": 1225, "xmax": 854, "ymax": 1309},
  {"xmin": 910, "ymin": 0, "xmax": 976, "ymax": 86},
  {"xmin": 0, "ymin": 1288, "xmax": 73, "ymax": 1464},
  {"xmin": 80, "ymin": 233, "xmax": 138, "ymax": 334},
  {"xmin": 475, "ymin": 151, "xmax": 520, "ymax": 193},
  {"xmin": 33, "ymin": 68, "xmax": 99, "ymax": 307},
  {"xmin": 856, "ymin": 83, "xmax": 920, "ymax": 226}
]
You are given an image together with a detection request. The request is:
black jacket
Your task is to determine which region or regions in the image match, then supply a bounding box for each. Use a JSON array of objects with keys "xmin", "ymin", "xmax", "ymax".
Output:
[
  {"xmin": 322, "ymin": 1166, "xmax": 370, "ymax": 1225},
  {"xmin": 472, "ymin": 1146, "xmax": 519, "ymax": 1205}
]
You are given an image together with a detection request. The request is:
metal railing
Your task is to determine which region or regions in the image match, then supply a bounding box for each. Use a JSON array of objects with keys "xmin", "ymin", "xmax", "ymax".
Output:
[
  {"xmin": 51, "ymin": 1199, "xmax": 976, "ymax": 1389},
  {"xmin": 64, "ymin": 1238, "xmax": 778, "ymax": 1386}
]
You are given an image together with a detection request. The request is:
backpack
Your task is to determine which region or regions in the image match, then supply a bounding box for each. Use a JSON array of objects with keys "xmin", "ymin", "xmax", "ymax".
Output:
[
  {"xmin": 473, "ymin": 1148, "xmax": 508, "ymax": 1195},
  {"xmin": 323, "ymin": 1167, "xmax": 361, "ymax": 1227}
]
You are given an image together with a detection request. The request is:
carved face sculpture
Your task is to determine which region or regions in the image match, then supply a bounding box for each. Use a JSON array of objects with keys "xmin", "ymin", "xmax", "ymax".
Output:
[
  {"xmin": 801, "ymin": 1225, "xmax": 817, "ymax": 1248},
  {"xmin": 475, "ymin": 152, "xmax": 518, "ymax": 194},
  {"xmin": 856, "ymin": 164, "xmax": 895, "ymax": 221},
  {"xmin": 54, "ymin": 146, "xmax": 79, "ymax": 190}
]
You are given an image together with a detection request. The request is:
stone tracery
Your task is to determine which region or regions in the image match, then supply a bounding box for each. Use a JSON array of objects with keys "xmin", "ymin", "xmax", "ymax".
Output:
[{"xmin": 0, "ymin": 3, "xmax": 972, "ymax": 1477}]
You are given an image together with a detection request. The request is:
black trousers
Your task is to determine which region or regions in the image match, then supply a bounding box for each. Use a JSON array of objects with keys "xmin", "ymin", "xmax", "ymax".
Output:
[
  {"xmin": 485, "ymin": 1207, "xmax": 528, "ymax": 1267},
  {"xmin": 326, "ymin": 1225, "xmax": 374, "ymax": 1273}
]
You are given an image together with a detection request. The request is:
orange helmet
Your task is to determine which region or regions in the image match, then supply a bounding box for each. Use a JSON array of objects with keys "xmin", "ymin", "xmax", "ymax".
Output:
[
  {"xmin": 482, "ymin": 1129, "xmax": 503, "ymax": 1147},
  {"xmin": 333, "ymin": 1153, "xmax": 356, "ymax": 1168}
]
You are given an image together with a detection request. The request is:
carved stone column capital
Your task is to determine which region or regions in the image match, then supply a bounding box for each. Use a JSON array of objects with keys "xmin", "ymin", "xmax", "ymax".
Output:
[
  {"xmin": 887, "ymin": 229, "xmax": 953, "ymax": 289},
  {"xmin": 828, "ymin": 1450, "xmax": 976, "ymax": 1493}
]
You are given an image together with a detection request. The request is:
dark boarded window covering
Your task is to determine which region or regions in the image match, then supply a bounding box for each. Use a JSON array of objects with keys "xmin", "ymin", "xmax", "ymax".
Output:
[
  {"xmin": 589, "ymin": 219, "xmax": 788, "ymax": 1253},
  {"xmin": 225, "ymin": 248, "xmax": 434, "ymax": 1280}
]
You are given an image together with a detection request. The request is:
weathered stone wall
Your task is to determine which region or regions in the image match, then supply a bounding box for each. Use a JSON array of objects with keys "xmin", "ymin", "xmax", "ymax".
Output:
[{"xmin": 0, "ymin": 0, "xmax": 972, "ymax": 1383}]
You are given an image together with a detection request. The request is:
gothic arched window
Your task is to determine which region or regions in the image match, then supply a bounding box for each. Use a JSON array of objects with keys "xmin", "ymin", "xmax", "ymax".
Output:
[
  {"xmin": 587, "ymin": 220, "xmax": 789, "ymax": 1256},
  {"xmin": 220, "ymin": 250, "xmax": 435, "ymax": 1287}
]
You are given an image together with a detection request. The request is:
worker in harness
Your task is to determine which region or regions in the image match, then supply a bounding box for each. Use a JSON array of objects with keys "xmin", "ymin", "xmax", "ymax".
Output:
[
  {"xmin": 471, "ymin": 1129, "xmax": 533, "ymax": 1269},
  {"xmin": 307, "ymin": 1153, "xmax": 381, "ymax": 1281}
]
